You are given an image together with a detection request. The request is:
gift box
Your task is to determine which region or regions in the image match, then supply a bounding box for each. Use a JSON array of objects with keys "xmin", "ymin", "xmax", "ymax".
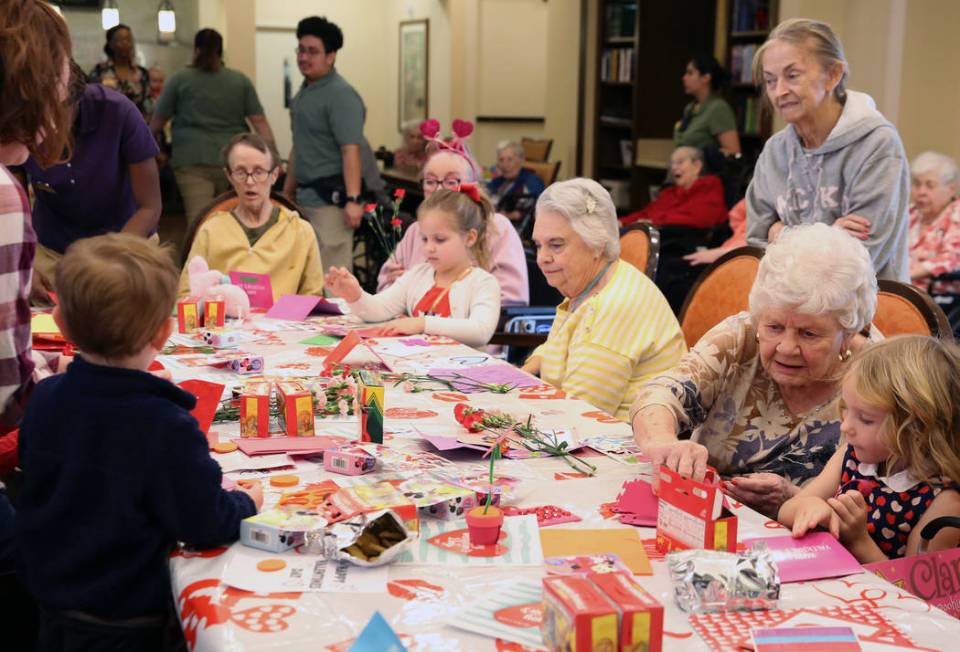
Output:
[
  {"xmin": 590, "ymin": 572, "xmax": 664, "ymax": 652},
  {"xmin": 226, "ymin": 354, "xmax": 264, "ymax": 375},
  {"xmin": 204, "ymin": 296, "xmax": 225, "ymax": 328},
  {"xmin": 240, "ymin": 508, "xmax": 328, "ymax": 553},
  {"xmin": 240, "ymin": 382, "xmax": 271, "ymax": 438},
  {"xmin": 358, "ymin": 370, "xmax": 384, "ymax": 444},
  {"xmin": 201, "ymin": 329, "xmax": 242, "ymax": 348},
  {"xmin": 655, "ymin": 465, "xmax": 737, "ymax": 554},
  {"xmin": 542, "ymin": 575, "xmax": 620, "ymax": 651},
  {"xmin": 177, "ymin": 297, "xmax": 201, "ymax": 334},
  {"xmin": 275, "ymin": 381, "xmax": 315, "ymax": 437},
  {"xmin": 324, "ymin": 445, "xmax": 377, "ymax": 476}
]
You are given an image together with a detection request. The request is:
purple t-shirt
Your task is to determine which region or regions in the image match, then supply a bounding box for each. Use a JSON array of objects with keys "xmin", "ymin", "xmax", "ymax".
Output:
[{"xmin": 23, "ymin": 84, "xmax": 159, "ymax": 253}]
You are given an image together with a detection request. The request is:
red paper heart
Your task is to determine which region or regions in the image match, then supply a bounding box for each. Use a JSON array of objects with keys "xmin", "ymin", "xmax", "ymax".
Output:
[
  {"xmin": 387, "ymin": 578, "xmax": 446, "ymax": 602},
  {"xmin": 427, "ymin": 528, "xmax": 509, "ymax": 557},
  {"xmin": 231, "ymin": 604, "xmax": 296, "ymax": 633}
]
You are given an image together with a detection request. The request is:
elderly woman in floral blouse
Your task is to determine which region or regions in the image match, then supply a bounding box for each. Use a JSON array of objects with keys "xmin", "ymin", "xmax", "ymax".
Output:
[
  {"xmin": 907, "ymin": 151, "xmax": 960, "ymax": 294},
  {"xmin": 632, "ymin": 223, "xmax": 878, "ymax": 516}
]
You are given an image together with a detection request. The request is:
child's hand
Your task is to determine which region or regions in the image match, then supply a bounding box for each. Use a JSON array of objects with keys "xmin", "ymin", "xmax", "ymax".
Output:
[
  {"xmin": 375, "ymin": 316, "xmax": 425, "ymax": 337},
  {"xmin": 828, "ymin": 490, "xmax": 870, "ymax": 545},
  {"xmin": 324, "ymin": 266, "xmax": 362, "ymax": 302},
  {"xmin": 238, "ymin": 482, "xmax": 264, "ymax": 511},
  {"xmin": 790, "ymin": 495, "xmax": 839, "ymax": 538}
]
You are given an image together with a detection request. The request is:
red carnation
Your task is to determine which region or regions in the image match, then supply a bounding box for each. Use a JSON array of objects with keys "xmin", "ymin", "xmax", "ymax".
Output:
[
  {"xmin": 391, "ymin": 218, "xmax": 402, "ymax": 228},
  {"xmin": 363, "ymin": 203, "xmax": 378, "ymax": 214},
  {"xmin": 394, "ymin": 188, "xmax": 406, "ymax": 200},
  {"xmin": 454, "ymin": 403, "xmax": 469, "ymax": 423}
]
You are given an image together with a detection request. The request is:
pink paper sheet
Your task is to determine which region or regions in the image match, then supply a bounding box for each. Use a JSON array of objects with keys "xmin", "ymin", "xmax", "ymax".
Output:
[
  {"xmin": 744, "ymin": 532, "xmax": 863, "ymax": 583},
  {"xmin": 427, "ymin": 365, "xmax": 540, "ymax": 392},
  {"xmin": 265, "ymin": 295, "xmax": 322, "ymax": 321},
  {"xmin": 422, "ymin": 434, "xmax": 487, "ymax": 453},
  {"xmin": 612, "ymin": 478, "xmax": 658, "ymax": 527},
  {"xmin": 236, "ymin": 435, "xmax": 349, "ymax": 456}
]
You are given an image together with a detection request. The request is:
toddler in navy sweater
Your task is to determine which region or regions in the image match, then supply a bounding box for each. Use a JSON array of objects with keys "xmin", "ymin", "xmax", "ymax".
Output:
[{"xmin": 16, "ymin": 234, "xmax": 262, "ymax": 651}]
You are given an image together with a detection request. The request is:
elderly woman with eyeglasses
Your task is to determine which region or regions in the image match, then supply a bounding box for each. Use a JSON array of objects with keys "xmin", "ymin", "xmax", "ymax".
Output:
[
  {"xmin": 177, "ymin": 133, "xmax": 324, "ymax": 298},
  {"xmin": 632, "ymin": 223, "xmax": 878, "ymax": 517},
  {"xmin": 376, "ymin": 147, "xmax": 529, "ymax": 305},
  {"xmin": 522, "ymin": 179, "xmax": 685, "ymax": 419}
]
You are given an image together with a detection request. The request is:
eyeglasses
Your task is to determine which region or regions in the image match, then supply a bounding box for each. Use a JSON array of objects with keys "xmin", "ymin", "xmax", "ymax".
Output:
[
  {"xmin": 295, "ymin": 46, "xmax": 324, "ymax": 57},
  {"xmin": 228, "ymin": 168, "xmax": 272, "ymax": 183},
  {"xmin": 422, "ymin": 177, "xmax": 462, "ymax": 192}
]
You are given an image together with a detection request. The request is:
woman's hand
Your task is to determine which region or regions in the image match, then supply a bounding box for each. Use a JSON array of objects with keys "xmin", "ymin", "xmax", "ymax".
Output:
[
  {"xmin": 833, "ymin": 214, "xmax": 871, "ymax": 240},
  {"xmin": 683, "ymin": 247, "xmax": 728, "ymax": 266},
  {"xmin": 828, "ymin": 490, "xmax": 870, "ymax": 546},
  {"xmin": 787, "ymin": 495, "xmax": 838, "ymax": 538},
  {"xmin": 373, "ymin": 316, "xmax": 425, "ymax": 337},
  {"xmin": 643, "ymin": 440, "xmax": 709, "ymax": 482},
  {"xmin": 324, "ymin": 266, "xmax": 362, "ymax": 302},
  {"xmin": 724, "ymin": 473, "xmax": 799, "ymax": 518}
]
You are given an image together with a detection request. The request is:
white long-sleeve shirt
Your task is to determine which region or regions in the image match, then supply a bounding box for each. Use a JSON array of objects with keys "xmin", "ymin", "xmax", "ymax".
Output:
[{"xmin": 349, "ymin": 263, "xmax": 501, "ymax": 348}]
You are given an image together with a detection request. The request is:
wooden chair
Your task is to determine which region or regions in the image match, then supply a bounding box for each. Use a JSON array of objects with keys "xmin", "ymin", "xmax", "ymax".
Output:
[
  {"xmin": 521, "ymin": 137, "xmax": 553, "ymax": 163},
  {"xmin": 180, "ymin": 190, "xmax": 307, "ymax": 265},
  {"xmin": 523, "ymin": 160, "xmax": 561, "ymax": 187},
  {"xmin": 619, "ymin": 222, "xmax": 660, "ymax": 280},
  {"xmin": 678, "ymin": 246, "xmax": 764, "ymax": 348},
  {"xmin": 874, "ymin": 279, "xmax": 954, "ymax": 341}
]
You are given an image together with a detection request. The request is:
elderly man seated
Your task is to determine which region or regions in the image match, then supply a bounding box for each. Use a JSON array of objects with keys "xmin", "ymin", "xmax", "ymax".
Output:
[{"xmin": 487, "ymin": 141, "xmax": 545, "ymax": 223}]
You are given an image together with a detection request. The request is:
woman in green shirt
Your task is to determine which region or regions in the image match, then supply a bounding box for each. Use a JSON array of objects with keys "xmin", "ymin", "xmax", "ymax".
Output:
[{"xmin": 674, "ymin": 55, "xmax": 740, "ymax": 160}]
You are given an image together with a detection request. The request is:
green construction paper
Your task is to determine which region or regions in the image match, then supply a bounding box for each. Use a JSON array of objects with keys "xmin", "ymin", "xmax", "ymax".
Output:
[{"xmin": 300, "ymin": 334, "xmax": 341, "ymax": 346}]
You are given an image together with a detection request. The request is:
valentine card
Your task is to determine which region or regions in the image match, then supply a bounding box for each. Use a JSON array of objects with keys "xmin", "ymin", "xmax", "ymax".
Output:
[
  {"xmin": 543, "ymin": 553, "xmax": 631, "ymax": 576},
  {"xmin": 450, "ymin": 579, "xmax": 544, "ymax": 648},
  {"xmin": 229, "ymin": 271, "xmax": 274, "ymax": 309},
  {"xmin": 752, "ymin": 626, "xmax": 861, "ymax": 652},
  {"xmin": 392, "ymin": 514, "xmax": 542, "ymax": 566},
  {"xmin": 743, "ymin": 533, "xmax": 863, "ymax": 583}
]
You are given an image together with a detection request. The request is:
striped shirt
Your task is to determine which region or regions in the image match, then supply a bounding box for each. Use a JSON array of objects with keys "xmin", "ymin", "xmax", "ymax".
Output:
[
  {"xmin": 0, "ymin": 164, "xmax": 36, "ymax": 427},
  {"xmin": 535, "ymin": 260, "xmax": 686, "ymax": 419}
]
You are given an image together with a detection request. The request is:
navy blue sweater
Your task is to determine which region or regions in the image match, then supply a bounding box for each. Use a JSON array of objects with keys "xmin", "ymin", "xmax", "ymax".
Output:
[{"xmin": 16, "ymin": 356, "xmax": 255, "ymax": 619}]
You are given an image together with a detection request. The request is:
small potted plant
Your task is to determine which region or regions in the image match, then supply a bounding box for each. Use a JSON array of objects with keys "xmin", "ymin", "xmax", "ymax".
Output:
[{"xmin": 464, "ymin": 409, "xmax": 507, "ymax": 546}]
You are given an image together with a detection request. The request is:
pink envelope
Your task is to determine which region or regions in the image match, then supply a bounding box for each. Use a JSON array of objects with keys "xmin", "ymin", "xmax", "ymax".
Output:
[
  {"xmin": 743, "ymin": 532, "xmax": 863, "ymax": 583},
  {"xmin": 236, "ymin": 435, "xmax": 349, "ymax": 456},
  {"xmin": 265, "ymin": 294, "xmax": 322, "ymax": 321}
]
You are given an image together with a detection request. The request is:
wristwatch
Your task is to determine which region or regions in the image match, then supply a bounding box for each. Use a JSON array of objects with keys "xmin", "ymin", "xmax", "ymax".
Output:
[{"xmin": 346, "ymin": 194, "xmax": 362, "ymax": 204}]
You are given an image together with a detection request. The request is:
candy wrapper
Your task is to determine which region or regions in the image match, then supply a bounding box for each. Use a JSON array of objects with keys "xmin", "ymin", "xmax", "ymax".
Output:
[
  {"xmin": 666, "ymin": 543, "xmax": 780, "ymax": 613},
  {"xmin": 304, "ymin": 509, "xmax": 412, "ymax": 567}
]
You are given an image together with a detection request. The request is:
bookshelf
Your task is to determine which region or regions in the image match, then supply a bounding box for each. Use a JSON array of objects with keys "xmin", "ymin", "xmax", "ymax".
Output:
[
  {"xmin": 724, "ymin": 0, "xmax": 779, "ymax": 158},
  {"xmin": 592, "ymin": 0, "xmax": 716, "ymax": 210}
]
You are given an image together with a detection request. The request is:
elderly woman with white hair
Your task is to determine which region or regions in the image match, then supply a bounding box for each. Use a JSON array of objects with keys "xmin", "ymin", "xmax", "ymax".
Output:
[
  {"xmin": 632, "ymin": 223, "xmax": 878, "ymax": 516},
  {"xmin": 908, "ymin": 151, "xmax": 960, "ymax": 294},
  {"xmin": 487, "ymin": 141, "xmax": 546, "ymax": 222},
  {"xmin": 745, "ymin": 18, "xmax": 909, "ymax": 281},
  {"xmin": 522, "ymin": 179, "xmax": 685, "ymax": 419}
]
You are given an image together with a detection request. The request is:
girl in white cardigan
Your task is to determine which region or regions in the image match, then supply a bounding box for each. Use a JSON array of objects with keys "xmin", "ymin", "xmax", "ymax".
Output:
[{"xmin": 325, "ymin": 185, "xmax": 502, "ymax": 348}]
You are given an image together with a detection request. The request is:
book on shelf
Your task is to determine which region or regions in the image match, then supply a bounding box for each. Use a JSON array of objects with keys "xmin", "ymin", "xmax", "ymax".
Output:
[
  {"xmin": 601, "ymin": 47, "xmax": 634, "ymax": 83},
  {"xmin": 605, "ymin": 2, "xmax": 637, "ymax": 40},
  {"xmin": 731, "ymin": 0, "xmax": 771, "ymax": 33},
  {"xmin": 730, "ymin": 44, "xmax": 758, "ymax": 85}
]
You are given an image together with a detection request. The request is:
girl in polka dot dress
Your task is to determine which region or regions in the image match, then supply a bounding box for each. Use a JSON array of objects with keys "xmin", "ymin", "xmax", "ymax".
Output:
[{"xmin": 778, "ymin": 336, "xmax": 960, "ymax": 562}]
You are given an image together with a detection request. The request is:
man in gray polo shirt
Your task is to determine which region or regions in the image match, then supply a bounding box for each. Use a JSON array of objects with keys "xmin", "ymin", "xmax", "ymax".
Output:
[{"xmin": 282, "ymin": 16, "xmax": 365, "ymax": 272}]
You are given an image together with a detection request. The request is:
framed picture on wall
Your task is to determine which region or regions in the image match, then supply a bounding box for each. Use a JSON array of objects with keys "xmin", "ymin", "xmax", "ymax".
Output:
[{"xmin": 398, "ymin": 19, "xmax": 429, "ymax": 132}]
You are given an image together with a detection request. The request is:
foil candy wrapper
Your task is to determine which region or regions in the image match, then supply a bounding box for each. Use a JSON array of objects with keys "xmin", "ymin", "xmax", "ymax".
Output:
[
  {"xmin": 666, "ymin": 543, "xmax": 780, "ymax": 613},
  {"xmin": 302, "ymin": 508, "xmax": 412, "ymax": 567}
]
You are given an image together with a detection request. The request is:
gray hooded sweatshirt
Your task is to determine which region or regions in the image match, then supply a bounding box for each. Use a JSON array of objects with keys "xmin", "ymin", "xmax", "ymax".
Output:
[{"xmin": 745, "ymin": 90, "xmax": 909, "ymax": 281}]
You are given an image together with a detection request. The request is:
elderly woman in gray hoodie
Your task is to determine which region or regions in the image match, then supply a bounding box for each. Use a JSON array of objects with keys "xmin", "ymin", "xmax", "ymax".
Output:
[{"xmin": 745, "ymin": 18, "xmax": 909, "ymax": 281}]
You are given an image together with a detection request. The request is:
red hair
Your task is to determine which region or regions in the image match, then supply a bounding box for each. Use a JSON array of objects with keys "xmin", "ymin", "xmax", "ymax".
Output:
[{"xmin": 0, "ymin": 0, "xmax": 73, "ymax": 167}]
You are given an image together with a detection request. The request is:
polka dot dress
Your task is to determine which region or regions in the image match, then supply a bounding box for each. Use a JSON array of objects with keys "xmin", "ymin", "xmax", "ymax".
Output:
[{"xmin": 839, "ymin": 445, "xmax": 950, "ymax": 559}]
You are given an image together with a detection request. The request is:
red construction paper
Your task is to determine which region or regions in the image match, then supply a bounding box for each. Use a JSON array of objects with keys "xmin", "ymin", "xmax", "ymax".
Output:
[{"xmin": 178, "ymin": 379, "xmax": 224, "ymax": 434}]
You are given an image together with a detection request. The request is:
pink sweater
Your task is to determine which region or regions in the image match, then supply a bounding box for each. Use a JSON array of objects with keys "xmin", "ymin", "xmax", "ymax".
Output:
[{"xmin": 377, "ymin": 212, "xmax": 529, "ymax": 306}]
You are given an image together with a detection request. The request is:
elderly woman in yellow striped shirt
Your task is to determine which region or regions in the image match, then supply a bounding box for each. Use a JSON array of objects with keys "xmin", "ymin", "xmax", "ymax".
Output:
[{"xmin": 521, "ymin": 179, "xmax": 685, "ymax": 419}]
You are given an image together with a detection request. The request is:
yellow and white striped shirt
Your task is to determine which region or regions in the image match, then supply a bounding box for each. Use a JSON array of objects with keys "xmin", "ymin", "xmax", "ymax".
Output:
[{"xmin": 534, "ymin": 260, "xmax": 686, "ymax": 420}]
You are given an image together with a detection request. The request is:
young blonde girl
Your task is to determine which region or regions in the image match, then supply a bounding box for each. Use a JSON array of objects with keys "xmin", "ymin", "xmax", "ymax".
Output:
[
  {"xmin": 778, "ymin": 335, "xmax": 960, "ymax": 562},
  {"xmin": 325, "ymin": 185, "xmax": 501, "ymax": 348}
]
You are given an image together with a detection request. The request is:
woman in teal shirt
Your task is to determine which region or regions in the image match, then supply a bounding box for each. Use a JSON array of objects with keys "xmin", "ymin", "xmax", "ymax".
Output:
[{"xmin": 674, "ymin": 55, "xmax": 740, "ymax": 160}]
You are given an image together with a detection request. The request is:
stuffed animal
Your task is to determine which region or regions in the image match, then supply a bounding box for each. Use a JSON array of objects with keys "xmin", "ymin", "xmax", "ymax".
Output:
[{"xmin": 186, "ymin": 256, "xmax": 251, "ymax": 319}]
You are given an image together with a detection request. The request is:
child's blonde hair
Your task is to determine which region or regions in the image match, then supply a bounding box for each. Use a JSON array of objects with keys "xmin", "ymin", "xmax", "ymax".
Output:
[
  {"xmin": 418, "ymin": 187, "xmax": 495, "ymax": 269},
  {"xmin": 845, "ymin": 335, "xmax": 960, "ymax": 485},
  {"xmin": 56, "ymin": 233, "xmax": 178, "ymax": 358}
]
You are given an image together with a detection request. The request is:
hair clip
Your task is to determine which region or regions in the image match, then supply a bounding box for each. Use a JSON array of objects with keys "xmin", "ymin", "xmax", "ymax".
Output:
[
  {"xmin": 585, "ymin": 194, "xmax": 597, "ymax": 215},
  {"xmin": 457, "ymin": 182, "xmax": 482, "ymax": 203}
]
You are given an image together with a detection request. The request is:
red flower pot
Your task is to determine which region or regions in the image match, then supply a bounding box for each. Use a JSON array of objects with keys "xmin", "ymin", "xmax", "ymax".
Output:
[{"xmin": 466, "ymin": 506, "xmax": 504, "ymax": 546}]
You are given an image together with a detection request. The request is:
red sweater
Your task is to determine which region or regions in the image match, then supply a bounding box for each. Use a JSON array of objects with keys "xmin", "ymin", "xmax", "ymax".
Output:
[{"xmin": 620, "ymin": 175, "xmax": 728, "ymax": 229}]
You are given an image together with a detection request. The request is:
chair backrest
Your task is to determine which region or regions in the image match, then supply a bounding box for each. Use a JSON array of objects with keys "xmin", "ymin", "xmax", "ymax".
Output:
[
  {"xmin": 678, "ymin": 246, "xmax": 764, "ymax": 348},
  {"xmin": 523, "ymin": 160, "xmax": 561, "ymax": 187},
  {"xmin": 180, "ymin": 190, "xmax": 307, "ymax": 265},
  {"xmin": 521, "ymin": 137, "xmax": 553, "ymax": 162},
  {"xmin": 619, "ymin": 222, "xmax": 660, "ymax": 280},
  {"xmin": 874, "ymin": 279, "xmax": 954, "ymax": 341}
]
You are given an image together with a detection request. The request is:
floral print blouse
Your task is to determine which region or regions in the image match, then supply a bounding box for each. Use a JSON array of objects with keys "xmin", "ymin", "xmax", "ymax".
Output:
[
  {"xmin": 88, "ymin": 60, "xmax": 153, "ymax": 119},
  {"xmin": 631, "ymin": 312, "xmax": 849, "ymax": 486},
  {"xmin": 908, "ymin": 198, "xmax": 960, "ymax": 295}
]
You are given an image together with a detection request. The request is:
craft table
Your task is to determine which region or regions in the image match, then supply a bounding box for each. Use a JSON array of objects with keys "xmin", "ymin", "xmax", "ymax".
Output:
[{"xmin": 162, "ymin": 315, "xmax": 960, "ymax": 651}]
